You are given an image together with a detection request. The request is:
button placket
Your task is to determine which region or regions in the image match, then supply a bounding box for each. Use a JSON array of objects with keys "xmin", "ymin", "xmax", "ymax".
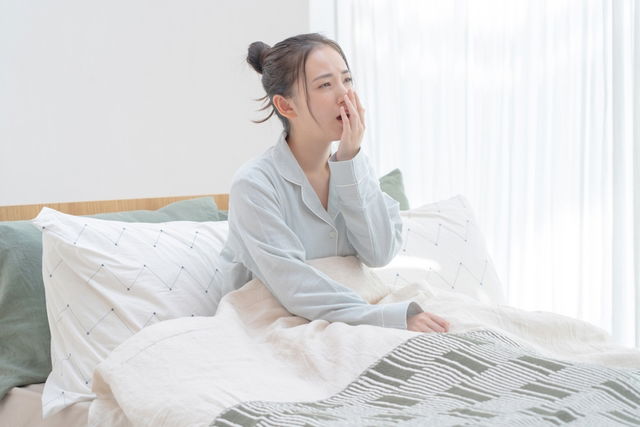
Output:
[{"xmin": 328, "ymin": 229, "xmax": 338, "ymax": 255}]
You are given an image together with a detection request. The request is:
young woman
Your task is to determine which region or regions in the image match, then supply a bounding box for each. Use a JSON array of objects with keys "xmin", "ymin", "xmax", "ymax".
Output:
[{"xmin": 218, "ymin": 33, "xmax": 449, "ymax": 333}]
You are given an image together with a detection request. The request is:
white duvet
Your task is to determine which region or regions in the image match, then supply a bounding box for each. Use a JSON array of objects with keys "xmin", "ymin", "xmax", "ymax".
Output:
[{"xmin": 88, "ymin": 257, "xmax": 640, "ymax": 427}]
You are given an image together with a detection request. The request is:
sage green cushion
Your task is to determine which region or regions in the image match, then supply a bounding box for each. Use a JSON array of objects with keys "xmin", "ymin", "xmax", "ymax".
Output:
[
  {"xmin": 379, "ymin": 168, "xmax": 410, "ymax": 210},
  {"xmin": 0, "ymin": 197, "xmax": 225, "ymax": 399}
]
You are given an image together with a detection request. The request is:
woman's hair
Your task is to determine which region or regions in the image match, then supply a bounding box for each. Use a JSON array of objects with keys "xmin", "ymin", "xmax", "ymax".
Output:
[{"xmin": 246, "ymin": 33, "xmax": 351, "ymax": 134}]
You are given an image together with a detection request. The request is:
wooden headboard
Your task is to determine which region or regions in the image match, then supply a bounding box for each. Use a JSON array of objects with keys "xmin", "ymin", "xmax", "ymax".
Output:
[{"xmin": 0, "ymin": 194, "xmax": 229, "ymax": 222}]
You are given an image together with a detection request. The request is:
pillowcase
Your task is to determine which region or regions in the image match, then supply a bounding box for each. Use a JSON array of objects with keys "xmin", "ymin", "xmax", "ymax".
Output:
[
  {"xmin": 0, "ymin": 196, "xmax": 225, "ymax": 402},
  {"xmin": 371, "ymin": 194, "xmax": 505, "ymax": 304},
  {"xmin": 33, "ymin": 208, "xmax": 230, "ymax": 417},
  {"xmin": 379, "ymin": 168, "xmax": 410, "ymax": 210}
]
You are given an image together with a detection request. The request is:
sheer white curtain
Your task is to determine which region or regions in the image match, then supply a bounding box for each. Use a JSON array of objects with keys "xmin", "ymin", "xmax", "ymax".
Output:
[{"xmin": 336, "ymin": 0, "xmax": 639, "ymax": 347}]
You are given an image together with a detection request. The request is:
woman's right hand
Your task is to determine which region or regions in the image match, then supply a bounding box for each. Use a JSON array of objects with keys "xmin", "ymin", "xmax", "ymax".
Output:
[
  {"xmin": 335, "ymin": 88, "xmax": 366, "ymax": 161},
  {"xmin": 407, "ymin": 312, "xmax": 450, "ymax": 333}
]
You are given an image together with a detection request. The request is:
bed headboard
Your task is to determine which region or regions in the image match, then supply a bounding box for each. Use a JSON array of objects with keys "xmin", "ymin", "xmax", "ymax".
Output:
[{"xmin": 0, "ymin": 194, "xmax": 229, "ymax": 222}]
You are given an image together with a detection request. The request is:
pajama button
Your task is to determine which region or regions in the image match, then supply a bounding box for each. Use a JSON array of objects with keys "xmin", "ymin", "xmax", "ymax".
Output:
[{"xmin": 329, "ymin": 231, "xmax": 336, "ymax": 239}]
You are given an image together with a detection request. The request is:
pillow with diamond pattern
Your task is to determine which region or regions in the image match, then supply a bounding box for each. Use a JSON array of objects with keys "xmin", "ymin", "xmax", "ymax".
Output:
[
  {"xmin": 371, "ymin": 194, "xmax": 505, "ymax": 304},
  {"xmin": 0, "ymin": 196, "xmax": 225, "ymax": 402},
  {"xmin": 32, "ymin": 208, "xmax": 229, "ymax": 417}
]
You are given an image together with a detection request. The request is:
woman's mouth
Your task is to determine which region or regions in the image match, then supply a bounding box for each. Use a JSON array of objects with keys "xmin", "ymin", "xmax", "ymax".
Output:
[{"xmin": 337, "ymin": 113, "xmax": 351, "ymax": 121}]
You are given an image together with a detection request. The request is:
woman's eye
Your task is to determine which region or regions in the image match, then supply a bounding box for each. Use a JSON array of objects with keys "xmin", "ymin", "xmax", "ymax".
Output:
[{"xmin": 320, "ymin": 78, "xmax": 352, "ymax": 89}]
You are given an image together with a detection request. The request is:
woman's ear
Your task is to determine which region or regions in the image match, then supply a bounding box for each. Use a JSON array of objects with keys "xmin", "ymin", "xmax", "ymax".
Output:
[{"xmin": 273, "ymin": 94, "xmax": 298, "ymax": 119}]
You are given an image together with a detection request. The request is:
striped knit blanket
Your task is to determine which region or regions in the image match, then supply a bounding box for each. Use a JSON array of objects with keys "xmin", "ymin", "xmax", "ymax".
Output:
[{"xmin": 212, "ymin": 329, "xmax": 640, "ymax": 426}]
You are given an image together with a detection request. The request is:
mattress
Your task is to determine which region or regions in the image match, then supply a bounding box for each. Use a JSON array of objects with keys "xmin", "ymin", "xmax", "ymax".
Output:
[{"xmin": 0, "ymin": 383, "xmax": 88, "ymax": 427}]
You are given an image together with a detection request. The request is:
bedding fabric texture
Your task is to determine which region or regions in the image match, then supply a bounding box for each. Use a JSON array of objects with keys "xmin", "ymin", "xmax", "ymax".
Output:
[
  {"xmin": 373, "ymin": 194, "xmax": 506, "ymax": 304},
  {"xmin": 33, "ymin": 208, "xmax": 230, "ymax": 416},
  {"xmin": 378, "ymin": 168, "xmax": 410, "ymax": 210},
  {"xmin": 0, "ymin": 383, "xmax": 89, "ymax": 427},
  {"xmin": 214, "ymin": 329, "xmax": 640, "ymax": 426},
  {"xmin": 88, "ymin": 256, "xmax": 640, "ymax": 427},
  {"xmin": 0, "ymin": 196, "xmax": 226, "ymax": 402}
]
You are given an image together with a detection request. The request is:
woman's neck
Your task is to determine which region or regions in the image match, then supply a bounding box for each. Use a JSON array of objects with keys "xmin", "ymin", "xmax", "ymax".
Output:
[{"xmin": 286, "ymin": 129, "xmax": 332, "ymax": 174}]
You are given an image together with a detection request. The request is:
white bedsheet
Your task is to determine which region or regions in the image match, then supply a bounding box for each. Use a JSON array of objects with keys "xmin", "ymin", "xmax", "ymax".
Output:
[{"xmin": 88, "ymin": 257, "xmax": 640, "ymax": 427}]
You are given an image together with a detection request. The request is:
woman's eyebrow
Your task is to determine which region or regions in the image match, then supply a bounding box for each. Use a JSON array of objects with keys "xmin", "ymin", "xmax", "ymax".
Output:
[{"xmin": 312, "ymin": 70, "xmax": 351, "ymax": 82}]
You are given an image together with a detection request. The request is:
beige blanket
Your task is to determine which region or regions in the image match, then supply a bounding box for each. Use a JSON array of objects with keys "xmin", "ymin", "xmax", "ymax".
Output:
[{"xmin": 88, "ymin": 256, "xmax": 640, "ymax": 427}]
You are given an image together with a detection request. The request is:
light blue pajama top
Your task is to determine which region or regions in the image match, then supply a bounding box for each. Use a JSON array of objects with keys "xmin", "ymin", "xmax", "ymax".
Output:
[{"xmin": 218, "ymin": 131, "xmax": 422, "ymax": 329}]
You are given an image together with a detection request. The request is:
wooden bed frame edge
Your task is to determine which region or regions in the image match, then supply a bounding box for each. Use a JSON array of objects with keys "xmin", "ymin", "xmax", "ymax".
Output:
[{"xmin": 0, "ymin": 194, "xmax": 229, "ymax": 221}]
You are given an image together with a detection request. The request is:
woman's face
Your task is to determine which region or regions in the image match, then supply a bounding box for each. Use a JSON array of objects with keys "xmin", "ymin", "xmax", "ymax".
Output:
[{"xmin": 293, "ymin": 45, "xmax": 353, "ymax": 142}]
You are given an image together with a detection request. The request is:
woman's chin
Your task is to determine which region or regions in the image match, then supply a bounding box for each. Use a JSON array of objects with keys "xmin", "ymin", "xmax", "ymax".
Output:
[{"xmin": 317, "ymin": 121, "xmax": 342, "ymax": 141}]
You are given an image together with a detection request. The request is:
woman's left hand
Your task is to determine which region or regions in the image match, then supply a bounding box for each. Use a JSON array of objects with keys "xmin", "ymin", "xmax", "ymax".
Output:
[{"xmin": 335, "ymin": 88, "xmax": 366, "ymax": 161}]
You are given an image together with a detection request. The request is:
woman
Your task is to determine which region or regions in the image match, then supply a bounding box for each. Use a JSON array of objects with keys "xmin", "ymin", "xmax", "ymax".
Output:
[{"xmin": 218, "ymin": 33, "xmax": 449, "ymax": 333}]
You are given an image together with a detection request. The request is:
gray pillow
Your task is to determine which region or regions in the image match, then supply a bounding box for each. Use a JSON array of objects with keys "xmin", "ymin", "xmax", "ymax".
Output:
[
  {"xmin": 379, "ymin": 168, "xmax": 410, "ymax": 210},
  {"xmin": 0, "ymin": 197, "xmax": 225, "ymax": 399}
]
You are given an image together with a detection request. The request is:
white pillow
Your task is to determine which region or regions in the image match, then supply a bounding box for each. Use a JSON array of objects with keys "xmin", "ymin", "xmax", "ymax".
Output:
[
  {"xmin": 32, "ymin": 208, "xmax": 229, "ymax": 417},
  {"xmin": 372, "ymin": 194, "xmax": 505, "ymax": 304}
]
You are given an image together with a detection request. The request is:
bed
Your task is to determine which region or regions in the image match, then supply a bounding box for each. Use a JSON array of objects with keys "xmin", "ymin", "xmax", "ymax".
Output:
[
  {"xmin": 0, "ymin": 194, "xmax": 228, "ymax": 427},
  {"xmin": 1, "ymin": 192, "xmax": 639, "ymax": 427}
]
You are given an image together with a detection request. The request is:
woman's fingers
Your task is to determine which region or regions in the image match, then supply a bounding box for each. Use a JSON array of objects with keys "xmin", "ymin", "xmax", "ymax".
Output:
[
  {"xmin": 419, "ymin": 319, "xmax": 442, "ymax": 333},
  {"xmin": 342, "ymin": 91, "xmax": 361, "ymax": 130},
  {"xmin": 353, "ymin": 90, "xmax": 365, "ymax": 128},
  {"xmin": 429, "ymin": 313, "xmax": 450, "ymax": 332},
  {"xmin": 407, "ymin": 312, "xmax": 450, "ymax": 333},
  {"xmin": 336, "ymin": 88, "xmax": 366, "ymax": 161},
  {"xmin": 340, "ymin": 105, "xmax": 351, "ymax": 137},
  {"xmin": 424, "ymin": 317, "xmax": 445, "ymax": 333}
]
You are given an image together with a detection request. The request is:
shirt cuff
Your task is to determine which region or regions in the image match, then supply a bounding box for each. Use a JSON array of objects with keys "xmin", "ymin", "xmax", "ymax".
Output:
[
  {"xmin": 328, "ymin": 148, "xmax": 370, "ymax": 187},
  {"xmin": 380, "ymin": 301, "xmax": 424, "ymax": 329}
]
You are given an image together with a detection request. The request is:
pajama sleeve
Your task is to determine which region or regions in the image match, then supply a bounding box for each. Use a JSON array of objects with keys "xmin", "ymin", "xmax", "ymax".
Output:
[{"xmin": 329, "ymin": 149, "xmax": 403, "ymax": 267}]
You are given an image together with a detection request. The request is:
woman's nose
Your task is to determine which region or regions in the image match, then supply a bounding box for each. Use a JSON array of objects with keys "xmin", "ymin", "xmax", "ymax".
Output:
[
  {"xmin": 337, "ymin": 88, "xmax": 348, "ymax": 103},
  {"xmin": 336, "ymin": 80, "xmax": 349, "ymax": 95}
]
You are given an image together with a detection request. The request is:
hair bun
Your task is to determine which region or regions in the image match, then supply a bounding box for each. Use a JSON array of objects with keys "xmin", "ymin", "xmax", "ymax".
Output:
[{"xmin": 247, "ymin": 41, "xmax": 271, "ymax": 74}]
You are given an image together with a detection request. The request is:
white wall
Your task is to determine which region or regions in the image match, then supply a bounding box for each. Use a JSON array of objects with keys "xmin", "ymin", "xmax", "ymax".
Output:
[{"xmin": 0, "ymin": 0, "xmax": 327, "ymax": 205}]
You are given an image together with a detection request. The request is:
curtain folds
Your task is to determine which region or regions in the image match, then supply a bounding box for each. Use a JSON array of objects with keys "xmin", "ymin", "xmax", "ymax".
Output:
[{"xmin": 336, "ymin": 0, "xmax": 639, "ymax": 346}]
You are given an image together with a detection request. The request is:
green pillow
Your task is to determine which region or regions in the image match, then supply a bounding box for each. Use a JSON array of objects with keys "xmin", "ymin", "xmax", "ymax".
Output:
[
  {"xmin": 0, "ymin": 197, "xmax": 225, "ymax": 399},
  {"xmin": 379, "ymin": 168, "xmax": 410, "ymax": 210}
]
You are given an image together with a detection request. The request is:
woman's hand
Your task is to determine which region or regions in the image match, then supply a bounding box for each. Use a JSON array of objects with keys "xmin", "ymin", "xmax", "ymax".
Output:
[
  {"xmin": 335, "ymin": 88, "xmax": 366, "ymax": 161},
  {"xmin": 407, "ymin": 312, "xmax": 450, "ymax": 333}
]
